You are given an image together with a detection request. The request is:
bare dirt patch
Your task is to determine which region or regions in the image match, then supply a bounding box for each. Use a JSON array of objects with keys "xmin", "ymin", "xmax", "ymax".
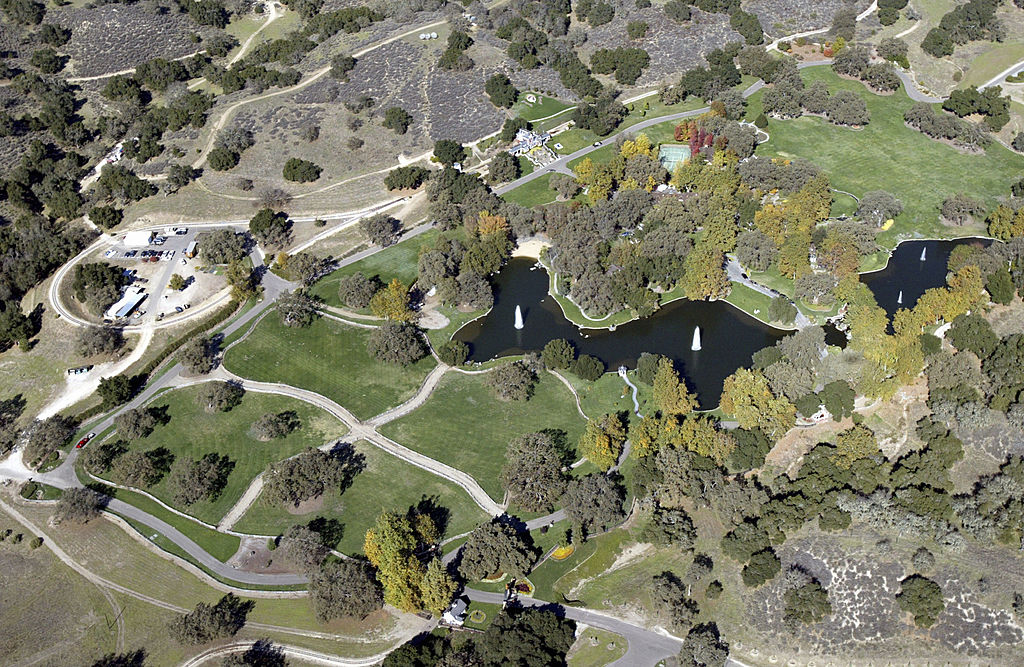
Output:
[{"xmin": 285, "ymin": 495, "xmax": 325, "ymax": 515}]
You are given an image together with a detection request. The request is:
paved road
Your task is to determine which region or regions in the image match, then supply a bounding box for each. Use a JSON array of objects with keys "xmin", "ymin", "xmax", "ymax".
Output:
[
  {"xmin": 979, "ymin": 60, "xmax": 1024, "ymax": 91},
  {"xmin": 465, "ymin": 588, "xmax": 682, "ymax": 666}
]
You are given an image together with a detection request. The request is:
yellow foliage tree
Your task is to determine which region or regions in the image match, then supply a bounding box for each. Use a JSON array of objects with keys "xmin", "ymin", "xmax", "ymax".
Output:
[
  {"xmin": 578, "ymin": 413, "xmax": 627, "ymax": 471},
  {"xmin": 369, "ymin": 278, "xmax": 416, "ymax": 322},
  {"xmin": 652, "ymin": 357, "xmax": 697, "ymax": 416},
  {"xmin": 720, "ymin": 368, "xmax": 796, "ymax": 439}
]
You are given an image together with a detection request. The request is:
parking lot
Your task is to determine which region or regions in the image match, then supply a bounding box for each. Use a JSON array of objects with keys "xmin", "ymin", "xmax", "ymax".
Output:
[{"xmin": 97, "ymin": 225, "xmax": 243, "ymax": 326}]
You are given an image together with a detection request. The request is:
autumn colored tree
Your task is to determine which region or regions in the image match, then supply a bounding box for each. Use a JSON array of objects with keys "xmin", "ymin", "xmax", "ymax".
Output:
[
  {"xmin": 369, "ymin": 279, "xmax": 416, "ymax": 322},
  {"xmin": 682, "ymin": 243, "xmax": 730, "ymax": 300},
  {"xmin": 652, "ymin": 358, "xmax": 697, "ymax": 415},
  {"xmin": 364, "ymin": 510, "xmax": 446, "ymax": 614},
  {"xmin": 831, "ymin": 423, "xmax": 878, "ymax": 470},
  {"xmin": 578, "ymin": 413, "xmax": 627, "ymax": 471},
  {"xmin": 720, "ymin": 368, "xmax": 796, "ymax": 440}
]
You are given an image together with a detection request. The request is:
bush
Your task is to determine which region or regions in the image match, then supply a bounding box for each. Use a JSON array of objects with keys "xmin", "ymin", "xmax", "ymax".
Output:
[
  {"xmin": 359, "ymin": 213, "xmax": 400, "ymax": 247},
  {"xmin": 54, "ymin": 488, "xmax": 105, "ymax": 524},
  {"xmin": 282, "ymin": 158, "xmax": 322, "ymax": 183},
  {"xmin": 206, "ymin": 146, "xmax": 239, "ymax": 171},
  {"xmin": 30, "ymin": 536, "xmax": 43, "ymax": 549}
]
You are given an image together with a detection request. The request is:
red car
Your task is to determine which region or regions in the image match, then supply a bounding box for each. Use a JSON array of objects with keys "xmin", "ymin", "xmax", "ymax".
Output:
[{"xmin": 75, "ymin": 432, "xmax": 96, "ymax": 449}]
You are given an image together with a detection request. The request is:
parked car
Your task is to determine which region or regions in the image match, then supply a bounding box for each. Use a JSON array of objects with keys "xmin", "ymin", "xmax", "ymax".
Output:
[
  {"xmin": 593, "ymin": 141, "xmax": 602, "ymax": 147},
  {"xmin": 104, "ymin": 249, "xmax": 117, "ymax": 258},
  {"xmin": 153, "ymin": 236, "xmax": 166, "ymax": 245},
  {"xmin": 175, "ymin": 306, "xmax": 184, "ymax": 313},
  {"xmin": 184, "ymin": 303, "xmax": 190, "ymax": 309},
  {"xmin": 175, "ymin": 228, "xmax": 188, "ymax": 235},
  {"xmin": 75, "ymin": 432, "xmax": 96, "ymax": 449},
  {"xmin": 125, "ymin": 250, "xmax": 137, "ymax": 258}
]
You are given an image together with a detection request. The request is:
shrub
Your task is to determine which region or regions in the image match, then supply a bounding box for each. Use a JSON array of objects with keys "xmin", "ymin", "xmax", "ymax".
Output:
[
  {"xmin": 571, "ymin": 354, "xmax": 605, "ymax": 381},
  {"xmin": 366, "ymin": 322, "xmax": 426, "ymax": 365},
  {"xmin": 282, "ymin": 158, "xmax": 322, "ymax": 183}
]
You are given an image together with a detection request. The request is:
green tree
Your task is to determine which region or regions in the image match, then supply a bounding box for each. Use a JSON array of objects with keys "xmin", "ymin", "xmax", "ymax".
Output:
[
  {"xmin": 542, "ymin": 338, "xmax": 575, "ymax": 370},
  {"xmin": 168, "ymin": 274, "xmax": 187, "ymax": 291},
  {"xmin": 720, "ymin": 368, "xmax": 796, "ymax": 439},
  {"xmin": 897, "ymin": 574, "xmax": 945, "ymax": 628},
  {"xmin": 433, "ymin": 139, "xmax": 466, "ymax": 167},
  {"xmin": 419, "ymin": 558, "xmax": 458, "ymax": 616},
  {"xmin": 783, "ymin": 580, "xmax": 832, "ymax": 626},
  {"xmin": 484, "ymin": 73, "xmax": 519, "ymax": 108},
  {"xmin": 383, "ymin": 107, "xmax": 413, "ymax": 134},
  {"xmin": 458, "ymin": 519, "xmax": 538, "ymax": 581},
  {"xmin": 282, "ymin": 157, "xmax": 322, "ymax": 183}
]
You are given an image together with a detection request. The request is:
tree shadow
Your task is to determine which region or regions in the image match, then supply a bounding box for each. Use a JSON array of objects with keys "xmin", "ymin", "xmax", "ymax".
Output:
[
  {"xmin": 145, "ymin": 447, "xmax": 175, "ymax": 474},
  {"xmin": 415, "ymin": 495, "xmax": 450, "ymax": 538},
  {"xmin": 329, "ymin": 441, "xmax": 366, "ymax": 494},
  {"xmin": 147, "ymin": 404, "xmax": 172, "ymax": 426},
  {"xmin": 307, "ymin": 516, "xmax": 345, "ymax": 550},
  {"xmin": 539, "ymin": 428, "xmax": 573, "ymax": 466}
]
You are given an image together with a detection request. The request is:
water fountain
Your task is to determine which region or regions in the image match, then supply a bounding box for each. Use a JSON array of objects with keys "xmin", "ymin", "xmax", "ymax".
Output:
[
  {"xmin": 691, "ymin": 326, "xmax": 702, "ymax": 351},
  {"xmin": 514, "ymin": 305, "xmax": 524, "ymax": 330},
  {"xmin": 920, "ymin": 247, "xmax": 926, "ymax": 262},
  {"xmin": 897, "ymin": 290, "xmax": 903, "ymax": 305}
]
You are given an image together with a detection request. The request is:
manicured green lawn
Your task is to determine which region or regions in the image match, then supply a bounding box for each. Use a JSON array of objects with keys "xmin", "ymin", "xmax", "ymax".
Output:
[
  {"xmin": 501, "ymin": 173, "xmax": 557, "ymax": 207},
  {"xmin": 378, "ymin": 371, "xmax": 587, "ymax": 501},
  {"xmin": 224, "ymin": 315, "xmax": 437, "ymax": 420},
  {"xmin": 232, "ymin": 440, "xmax": 489, "ymax": 555},
  {"xmin": 724, "ymin": 282, "xmax": 775, "ymax": 324},
  {"xmin": 568, "ymin": 628, "xmax": 628, "ymax": 667},
  {"xmin": 745, "ymin": 67, "xmax": 1024, "ymax": 247},
  {"xmin": 123, "ymin": 385, "xmax": 346, "ymax": 526},
  {"xmin": 309, "ymin": 229, "xmax": 441, "ymax": 308}
]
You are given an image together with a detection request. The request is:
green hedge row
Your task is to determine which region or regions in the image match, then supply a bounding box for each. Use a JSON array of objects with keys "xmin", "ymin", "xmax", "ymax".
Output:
[{"xmin": 71, "ymin": 298, "xmax": 243, "ymax": 425}]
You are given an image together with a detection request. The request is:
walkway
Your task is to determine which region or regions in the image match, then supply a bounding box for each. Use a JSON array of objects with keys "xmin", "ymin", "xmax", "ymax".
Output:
[
  {"xmin": 979, "ymin": 59, "xmax": 1024, "ymax": 91},
  {"xmin": 725, "ymin": 258, "xmax": 811, "ymax": 328}
]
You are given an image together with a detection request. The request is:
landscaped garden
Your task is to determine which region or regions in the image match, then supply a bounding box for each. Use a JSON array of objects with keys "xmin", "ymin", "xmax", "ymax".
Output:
[
  {"xmin": 232, "ymin": 440, "xmax": 490, "ymax": 555},
  {"xmin": 109, "ymin": 385, "xmax": 347, "ymax": 526},
  {"xmin": 224, "ymin": 315, "xmax": 437, "ymax": 420},
  {"xmin": 378, "ymin": 371, "xmax": 587, "ymax": 501}
]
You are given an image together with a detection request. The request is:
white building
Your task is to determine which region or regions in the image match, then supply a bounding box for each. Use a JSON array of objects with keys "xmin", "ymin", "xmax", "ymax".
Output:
[
  {"xmin": 104, "ymin": 286, "xmax": 147, "ymax": 320},
  {"xmin": 123, "ymin": 230, "xmax": 155, "ymax": 247},
  {"xmin": 441, "ymin": 599, "xmax": 467, "ymax": 626}
]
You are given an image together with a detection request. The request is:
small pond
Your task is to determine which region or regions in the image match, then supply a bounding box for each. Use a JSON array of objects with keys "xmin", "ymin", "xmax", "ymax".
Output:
[{"xmin": 862, "ymin": 238, "xmax": 992, "ymax": 319}]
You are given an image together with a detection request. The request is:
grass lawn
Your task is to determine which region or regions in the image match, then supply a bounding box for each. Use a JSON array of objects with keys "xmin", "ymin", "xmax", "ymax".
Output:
[
  {"xmin": 224, "ymin": 315, "xmax": 437, "ymax": 421},
  {"xmin": 232, "ymin": 440, "xmax": 489, "ymax": 555},
  {"xmin": 958, "ymin": 43, "xmax": 1024, "ymax": 89},
  {"xmin": 501, "ymin": 173, "xmax": 557, "ymax": 207},
  {"xmin": 514, "ymin": 94, "xmax": 574, "ymax": 121},
  {"xmin": 309, "ymin": 228, "xmax": 441, "ymax": 308},
  {"xmin": 560, "ymin": 371, "xmax": 642, "ymax": 421},
  {"xmin": 568, "ymin": 628, "xmax": 628, "ymax": 667},
  {"xmin": 724, "ymin": 282, "xmax": 775, "ymax": 324},
  {"xmin": 745, "ymin": 68, "xmax": 1024, "ymax": 247},
  {"xmin": 424, "ymin": 304, "xmax": 488, "ymax": 351},
  {"xmin": 120, "ymin": 385, "xmax": 346, "ymax": 526},
  {"xmin": 379, "ymin": 371, "xmax": 587, "ymax": 501}
]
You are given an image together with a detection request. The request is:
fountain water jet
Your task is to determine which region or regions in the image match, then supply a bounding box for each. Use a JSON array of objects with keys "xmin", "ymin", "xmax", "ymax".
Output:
[
  {"xmin": 514, "ymin": 305, "xmax": 524, "ymax": 330},
  {"xmin": 691, "ymin": 326, "xmax": 702, "ymax": 351},
  {"xmin": 897, "ymin": 290, "xmax": 903, "ymax": 305},
  {"xmin": 920, "ymin": 247, "xmax": 926, "ymax": 261}
]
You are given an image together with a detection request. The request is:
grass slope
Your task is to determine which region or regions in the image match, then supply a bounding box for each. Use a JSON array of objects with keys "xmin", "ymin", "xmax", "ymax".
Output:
[
  {"xmin": 124, "ymin": 385, "xmax": 347, "ymax": 526},
  {"xmin": 378, "ymin": 371, "xmax": 587, "ymax": 501},
  {"xmin": 233, "ymin": 440, "xmax": 490, "ymax": 554},
  {"xmin": 309, "ymin": 229, "xmax": 440, "ymax": 308},
  {"xmin": 224, "ymin": 315, "xmax": 437, "ymax": 421},
  {"xmin": 745, "ymin": 68, "xmax": 1024, "ymax": 247}
]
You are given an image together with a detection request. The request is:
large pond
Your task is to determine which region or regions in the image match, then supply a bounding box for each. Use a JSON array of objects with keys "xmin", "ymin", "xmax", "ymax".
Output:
[
  {"xmin": 454, "ymin": 258, "xmax": 791, "ymax": 408},
  {"xmin": 862, "ymin": 238, "xmax": 991, "ymax": 318},
  {"xmin": 454, "ymin": 238, "xmax": 988, "ymax": 408}
]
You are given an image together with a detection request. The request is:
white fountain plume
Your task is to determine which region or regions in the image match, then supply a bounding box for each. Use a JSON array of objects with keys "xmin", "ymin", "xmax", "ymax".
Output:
[
  {"xmin": 514, "ymin": 305, "xmax": 524, "ymax": 330},
  {"xmin": 920, "ymin": 247, "xmax": 926, "ymax": 261},
  {"xmin": 691, "ymin": 326, "xmax": 702, "ymax": 351},
  {"xmin": 897, "ymin": 290, "xmax": 903, "ymax": 305}
]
